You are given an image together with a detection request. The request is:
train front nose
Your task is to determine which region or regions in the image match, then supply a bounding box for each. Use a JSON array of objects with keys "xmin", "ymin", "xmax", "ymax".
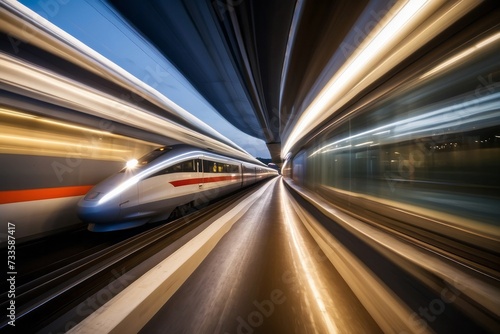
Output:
[
  {"xmin": 77, "ymin": 191, "xmax": 120, "ymax": 223},
  {"xmin": 77, "ymin": 171, "xmax": 142, "ymax": 229}
]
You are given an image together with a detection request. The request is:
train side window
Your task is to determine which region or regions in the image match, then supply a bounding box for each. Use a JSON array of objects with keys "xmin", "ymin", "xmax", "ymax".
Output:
[
  {"xmin": 203, "ymin": 159, "xmax": 216, "ymax": 173},
  {"xmin": 171, "ymin": 160, "xmax": 195, "ymax": 173},
  {"xmin": 202, "ymin": 160, "xmax": 239, "ymax": 173},
  {"xmin": 149, "ymin": 159, "xmax": 195, "ymax": 177},
  {"xmin": 181, "ymin": 160, "xmax": 195, "ymax": 172}
]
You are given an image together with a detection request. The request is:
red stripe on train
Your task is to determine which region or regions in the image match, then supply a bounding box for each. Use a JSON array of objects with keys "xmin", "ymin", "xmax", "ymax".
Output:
[
  {"xmin": 169, "ymin": 175, "xmax": 241, "ymax": 187},
  {"xmin": 0, "ymin": 185, "xmax": 94, "ymax": 204}
]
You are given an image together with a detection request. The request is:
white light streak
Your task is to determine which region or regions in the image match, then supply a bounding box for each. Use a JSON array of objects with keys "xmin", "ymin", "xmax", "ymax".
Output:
[
  {"xmin": 310, "ymin": 91, "xmax": 500, "ymax": 158},
  {"xmin": 283, "ymin": 0, "xmax": 429, "ymax": 156},
  {"xmin": 373, "ymin": 130, "xmax": 390, "ymax": 135},
  {"xmin": 280, "ymin": 181, "xmax": 339, "ymax": 334},
  {"xmin": 355, "ymin": 141, "xmax": 373, "ymax": 147},
  {"xmin": 320, "ymin": 145, "xmax": 352, "ymax": 155}
]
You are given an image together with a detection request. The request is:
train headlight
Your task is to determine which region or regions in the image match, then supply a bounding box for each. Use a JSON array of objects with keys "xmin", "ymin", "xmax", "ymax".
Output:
[{"xmin": 126, "ymin": 159, "xmax": 138, "ymax": 169}]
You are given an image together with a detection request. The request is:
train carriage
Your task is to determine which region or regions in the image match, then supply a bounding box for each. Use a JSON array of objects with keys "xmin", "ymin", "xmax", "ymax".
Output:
[{"xmin": 77, "ymin": 145, "xmax": 278, "ymax": 231}]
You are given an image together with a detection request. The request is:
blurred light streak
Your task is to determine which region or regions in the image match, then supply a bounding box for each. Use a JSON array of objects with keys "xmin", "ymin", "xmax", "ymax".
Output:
[
  {"xmin": 0, "ymin": 107, "xmax": 159, "ymax": 159},
  {"xmin": 420, "ymin": 31, "xmax": 500, "ymax": 79},
  {"xmin": 0, "ymin": 2, "xmax": 262, "ymax": 162},
  {"xmin": 309, "ymin": 91, "xmax": 500, "ymax": 157},
  {"xmin": 309, "ymin": 124, "xmax": 392, "ymax": 156},
  {"xmin": 355, "ymin": 141, "xmax": 373, "ymax": 147},
  {"xmin": 0, "ymin": 108, "xmax": 37, "ymax": 119},
  {"xmin": 374, "ymin": 130, "xmax": 390, "ymax": 135},
  {"xmin": 280, "ymin": 181, "xmax": 339, "ymax": 334},
  {"xmin": 320, "ymin": 145, "xmax": 352, "ymax": 156},
  {"xmin": 390, "ymin": 92, "xmax": 500, "ymax": 139},
  {"xmin": 2, "ymin": 107, "xmax": 110, "ymax": 138},
  {"xmin": 0, "ymin": 52, "xmax": 257, "ymax": 162},
  {"xmin": 283, "ymin": 0, "xmax": 429, "ymax": 157},
  {"xmin": 279, "ymin": 0, "xmax": 305, "ymax": 110},
  {"xmin": 0, "ymin": 0, "xmax": 241, "ymax": 152},
  {"xmin": 0, "ymin": 133, "xmax": 128, "ymax": 153}
]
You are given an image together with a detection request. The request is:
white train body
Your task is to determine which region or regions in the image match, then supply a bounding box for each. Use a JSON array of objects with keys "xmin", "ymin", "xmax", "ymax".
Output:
[{"xmin": 77, "ymin": 145, "xmax": 278, "ymax": 231}]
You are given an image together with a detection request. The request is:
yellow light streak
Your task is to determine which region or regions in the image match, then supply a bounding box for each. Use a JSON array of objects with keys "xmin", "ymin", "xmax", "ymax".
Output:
[
  {"xmin": 420, "ymin": 31, "xmax": 500, "ymax": 79},
  {"xmin": 0, "ymin": 108, "xmax": 38, "ymax": 119},
  {"xmin": 0, "ymin": 134, "xmax": 129, "ymax": 153},
  {"xmin": 1, "ymin": 48, "xmax": 255, "ymax": 163},
  {"xmin": 0, "ymin": 107, "xmax": 158, "ymax": 147},
  {"xmin": 283, "ymin": 0, "xmax": 429, "ymax": 157},
  {"xmin": 0, "ymin": 107, "xmax": 107, "ymax": 135}
]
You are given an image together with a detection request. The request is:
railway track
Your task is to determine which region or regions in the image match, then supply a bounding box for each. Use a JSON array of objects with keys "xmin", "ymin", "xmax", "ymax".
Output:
[{"xmin": 0, "ymin": 184, "xmax": 263, "ymax": 332}]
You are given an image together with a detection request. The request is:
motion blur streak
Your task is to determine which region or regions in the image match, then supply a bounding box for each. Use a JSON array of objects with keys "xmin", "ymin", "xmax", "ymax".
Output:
[
  {"xmin": 310, "ymin": 91, "xmax": 500, "ymax": 157},
  {"xmin": 0, "ymin": 107, "xmax": 154, "ymax": 160},
  {"xmin": 280, "ymin": 181, "xmax": 339, "ymax": 334},
  {"xmin": 0, "ymin": 0, "xmax": 242, "ymax": 153},
  {"xmin": 284, "ymin": 4, "xmax": 500, "ymax": 229},
  {"xmin": 0, "ymin": 51, "xmax": 251, "ymax": 161},
  {"xmin": 0, "ymin": 185, "xmax": 93, "ymax": 204},
  {"xmin": 420, "ymin": 31, "xmax": 500, "ymax": 79},
  {"xmin": 282, "ymin": 0, "xmax": 479, "ymax": 157}
]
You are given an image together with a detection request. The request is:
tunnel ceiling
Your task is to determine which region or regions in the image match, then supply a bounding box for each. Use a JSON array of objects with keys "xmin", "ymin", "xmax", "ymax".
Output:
[{"xmin": 108, "ymin": 0, "xmax": 368, "ymax": 161}]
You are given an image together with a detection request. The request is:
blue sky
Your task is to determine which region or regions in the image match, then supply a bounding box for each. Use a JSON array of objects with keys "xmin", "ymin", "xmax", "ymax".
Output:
[{"xmin": 20, "ymin": 0, "xmax": 270, "ymax": 158}]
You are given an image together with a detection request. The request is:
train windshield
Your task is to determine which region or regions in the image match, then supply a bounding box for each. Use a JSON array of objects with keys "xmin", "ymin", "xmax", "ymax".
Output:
[
  {"xmin": 137, "ymin": 147, "xmax": 172, "ymax": 166},
  {"xmin": 120, "ymin": 147, "xmax": 172, "ymax": 172}
]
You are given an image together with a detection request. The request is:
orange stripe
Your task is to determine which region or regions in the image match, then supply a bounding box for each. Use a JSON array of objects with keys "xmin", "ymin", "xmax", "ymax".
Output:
[{"xmin": 0, "ymin": 185, "xmax": 93, "ymax": 204}]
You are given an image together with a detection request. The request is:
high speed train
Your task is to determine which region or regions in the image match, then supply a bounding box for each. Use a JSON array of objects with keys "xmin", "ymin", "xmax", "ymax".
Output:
[{"xmin": 77, "ymin": 145, "xmax": 278, "ymax": 231}]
